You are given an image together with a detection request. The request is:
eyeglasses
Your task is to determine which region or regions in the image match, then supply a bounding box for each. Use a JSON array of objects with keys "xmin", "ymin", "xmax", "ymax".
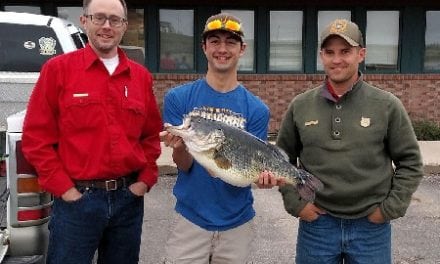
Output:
[
  {"xmin": 84, "ymin": 13, "xmax": 126, "ymax": 27},
  {"xmin": 205, "ymin": 19, "xmax": 243, "ymax": 35}
]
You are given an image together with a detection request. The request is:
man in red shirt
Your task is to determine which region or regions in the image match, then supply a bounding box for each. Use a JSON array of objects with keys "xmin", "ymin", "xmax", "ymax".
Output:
[{"xmin": 21, "ymin": 0, "xmax": 162, "ymax": 263}]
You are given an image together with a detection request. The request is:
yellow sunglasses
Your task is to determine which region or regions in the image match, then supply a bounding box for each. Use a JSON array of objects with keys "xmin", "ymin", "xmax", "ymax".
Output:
[{"xmin": 206, "ymin": 19, "xmax": 242, "ymax": 35}]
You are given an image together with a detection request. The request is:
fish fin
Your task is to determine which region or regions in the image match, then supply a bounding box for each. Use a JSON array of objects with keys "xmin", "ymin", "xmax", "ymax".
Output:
[
  {"xmin": 296, "ymin": 169, "xmax": 324, "ymax": 202},
  {"xmin": 213, "ymin": 150, "xmax": 233, "ymax": 170},
  {"xmin": 187, "ymin": 107, "xmax": 247, "ymax": 130}
]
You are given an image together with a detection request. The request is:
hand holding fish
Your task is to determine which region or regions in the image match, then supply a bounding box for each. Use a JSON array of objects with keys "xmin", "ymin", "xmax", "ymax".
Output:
[
  {"xmin": 160, "ymin": 129, "xmax": 185, "ymax": 150},
  {"xmin": 255, "ymin": 170, "xmax": 286, "ymax": 189},
  {"xmin": 160, "ymin": 128, "xmax": 193, "ymax": 172}
]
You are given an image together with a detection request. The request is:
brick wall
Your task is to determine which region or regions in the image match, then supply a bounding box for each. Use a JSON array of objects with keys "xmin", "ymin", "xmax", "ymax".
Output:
[{"xmin": 153, "ymin": 73, "xmax": 440, "ymax": 133}]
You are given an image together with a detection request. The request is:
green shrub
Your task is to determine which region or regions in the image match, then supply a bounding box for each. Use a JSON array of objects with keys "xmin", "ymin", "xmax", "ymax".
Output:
[{"xmin": 412, "ymin": 120, "xmax": 440, "ymax": 141}]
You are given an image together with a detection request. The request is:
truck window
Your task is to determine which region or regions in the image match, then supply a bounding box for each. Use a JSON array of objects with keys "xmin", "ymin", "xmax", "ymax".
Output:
[{"xmin": 0, "ymin": 23, "xmax": 63, "ymax": 72}]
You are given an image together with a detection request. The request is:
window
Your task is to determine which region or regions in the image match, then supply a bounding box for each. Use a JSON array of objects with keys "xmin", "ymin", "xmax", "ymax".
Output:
[
  {"xmin": 317, "ymin": 11, "xmax": 351, "ymax": 71},
  {"xmin": 365, "ymin": 11, "xmax": 400, "ymax": 71},
  {"xmin": 57, "ymin": 6, "xmax": 83, "ymax": 27},
  {"xmin": 159, "ymin": 9, "xmax": 194, "ymax": 71},
  {"xmin": 4, "ymin": 5, "xmax": 41, "ymax": 14},
  {"xmin": 222, "ymin": 9, "xmax": 255, "ymax": 72},
  {"xmin": 425, "ymin": 11, "xmax": 440, "ymax": 71},
  {"xmin": 121, "ymin": 9, "xmax": 145, "ymax": 65},
  {"xmin": 0, "ymin": 23, "xmax": 62, "ymax": 72},
  {"xmin": 269, "ymin": 11, "xmax": 303, "ymax": 72}
]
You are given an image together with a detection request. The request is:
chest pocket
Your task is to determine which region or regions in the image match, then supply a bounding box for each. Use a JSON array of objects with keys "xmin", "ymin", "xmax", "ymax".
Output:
[
  {"xmin": 121, "ymin": 99, "xmax": 146, "ymax": 139},
  {"xmin": 61, "ymin": 95, "xmax": 106, "ymax": 131}
]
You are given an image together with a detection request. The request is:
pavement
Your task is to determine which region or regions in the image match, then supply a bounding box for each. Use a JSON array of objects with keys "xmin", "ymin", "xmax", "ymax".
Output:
[{"xmin": 139, "ymin": 142, "xmax": 440, "ymax": 264}]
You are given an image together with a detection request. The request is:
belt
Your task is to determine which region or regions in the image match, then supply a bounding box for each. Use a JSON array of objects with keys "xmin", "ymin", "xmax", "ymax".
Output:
[{"xmin": 74, "ymin": 173, "xmax": 137, "ymax": 191}]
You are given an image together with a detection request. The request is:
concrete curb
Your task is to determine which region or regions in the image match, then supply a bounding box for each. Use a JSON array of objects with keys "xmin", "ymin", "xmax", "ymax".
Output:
[{"xmin": 418, "ymin": 141, "xmax": 440, "ymax": 166}]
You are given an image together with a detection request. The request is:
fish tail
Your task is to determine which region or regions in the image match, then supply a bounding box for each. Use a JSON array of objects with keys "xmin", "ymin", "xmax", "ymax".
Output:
[{"xmin": 296, "ymin": 169, "xmax": 324, "ymax": 202}]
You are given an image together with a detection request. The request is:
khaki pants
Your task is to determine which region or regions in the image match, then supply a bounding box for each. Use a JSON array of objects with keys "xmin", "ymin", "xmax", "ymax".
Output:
[{"xmin": 164, "ymin": 213, "xmax": 256, "ymax": 264}]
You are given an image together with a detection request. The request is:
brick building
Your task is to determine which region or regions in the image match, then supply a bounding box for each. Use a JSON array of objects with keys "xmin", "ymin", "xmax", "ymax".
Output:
[
  {"xmin": 154, "ymin": 73, "xmax": 440, "ymax": 133},
  {"xmin": 2, "ymin": 0, "xmax": 439, "ymax": 132}
]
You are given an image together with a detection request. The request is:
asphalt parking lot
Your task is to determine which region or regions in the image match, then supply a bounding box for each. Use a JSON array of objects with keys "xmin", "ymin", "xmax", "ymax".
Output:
[{"xmin": 139, "ymin": 173, "xmax": 440, "ymax": 264}]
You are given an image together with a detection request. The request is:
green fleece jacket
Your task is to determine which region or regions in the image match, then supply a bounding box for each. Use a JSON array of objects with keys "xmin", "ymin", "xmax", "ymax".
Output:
[{"xmin": 277, "ymin": 75, "xmax": 423, "ymax": 220}]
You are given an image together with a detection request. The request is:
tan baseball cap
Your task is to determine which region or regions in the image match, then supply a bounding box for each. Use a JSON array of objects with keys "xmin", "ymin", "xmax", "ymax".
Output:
[
  {"xmin": 320, "ymin": 19, "xmax": 364, "ymax": 48},
  {"xmin": 202, "ymin": 13, "xmax": 244, "ymax": 40}
]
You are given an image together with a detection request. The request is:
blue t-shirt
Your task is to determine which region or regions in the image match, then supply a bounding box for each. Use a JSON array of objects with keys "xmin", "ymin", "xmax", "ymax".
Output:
[{"xmin": 163, "ymin": 78, "xmax": 270, "ymax": 231}]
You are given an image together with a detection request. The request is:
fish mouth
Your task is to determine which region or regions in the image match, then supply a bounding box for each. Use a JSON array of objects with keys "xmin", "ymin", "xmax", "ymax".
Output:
[
  {"xmin": 164, "ymin": 116, "xmax": 192, "ymax": 136},
  {"xmin": 165, "ymin": 122, "xmax": 224, "ymax": 152},
  {"xmin": 164, "ymin": 123, "xmax": 190, "ymax": 139}
]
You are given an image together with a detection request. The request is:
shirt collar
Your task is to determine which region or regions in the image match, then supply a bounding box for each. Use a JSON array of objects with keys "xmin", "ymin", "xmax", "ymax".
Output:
[
  {"xmin": 83, "ymin": 44, "xmax": 130, "ymax": 74},
  {"xmin": 321, "ymin": 72, "xmax": 364, "ymax": 102},
  {"xmin": 326, "ymin": 80, "xmax": 340, "ymax": 101}
]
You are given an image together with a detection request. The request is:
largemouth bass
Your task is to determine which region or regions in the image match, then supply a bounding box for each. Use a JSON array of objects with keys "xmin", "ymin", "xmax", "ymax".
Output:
[{"xmin": 165, "ymin": 107, "xmax": 323, "ymax": 201}]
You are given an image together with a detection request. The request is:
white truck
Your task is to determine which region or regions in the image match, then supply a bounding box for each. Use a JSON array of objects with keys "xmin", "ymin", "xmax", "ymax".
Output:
[{"xmin": 0, "ymin": 11, "xmax": 87, "ymax": 263}]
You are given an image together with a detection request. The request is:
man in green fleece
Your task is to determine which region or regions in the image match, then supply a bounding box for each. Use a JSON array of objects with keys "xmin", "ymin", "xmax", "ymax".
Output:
[{"xmin": 276, "ymin": 18, "xmax": 423, "ymax": 264}]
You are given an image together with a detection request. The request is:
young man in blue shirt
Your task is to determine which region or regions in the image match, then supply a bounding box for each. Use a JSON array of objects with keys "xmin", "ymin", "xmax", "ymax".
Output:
[{"xmin": 160, "ymin": 13, "xmax": 279, "ymax": 264}]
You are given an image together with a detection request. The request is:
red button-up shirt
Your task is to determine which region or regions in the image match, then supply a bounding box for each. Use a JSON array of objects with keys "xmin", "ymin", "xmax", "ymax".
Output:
[{"xmin": 22, "ymin": 44, "xmax": 162, "ymax": 197}]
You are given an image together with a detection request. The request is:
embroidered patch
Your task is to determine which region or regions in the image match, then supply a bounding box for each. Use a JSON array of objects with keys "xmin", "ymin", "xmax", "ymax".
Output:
[
  {"xmin": 360, "ymin": 117, "xmax": 371, "ymax": 127},
  {"xmin": 73, "ymin": 93, "xmax": 89, "ymax": 97},
  {"xmin": 305, "ymin": 120, "xmax": 319, "ymax": 126}
]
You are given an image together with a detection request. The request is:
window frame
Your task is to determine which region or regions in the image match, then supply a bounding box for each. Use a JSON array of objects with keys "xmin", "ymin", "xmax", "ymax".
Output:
[
  {"xmin": 423, "ymin": 9, "xmax": 440, "ymax": 73},
  {"xmin": 363, "ymin": 9, "xmax": 402, "ymax": 74},
  {"xmin": 267, "ymin": 9, "xmax": 305, "ymax": 73},
  {"xmin": 5, "ymin": 2, "xmax": 433, "ymax": 75},
  {"xmin": 158, "ymin": 8, "xmax": 196, "ymax": 72}
]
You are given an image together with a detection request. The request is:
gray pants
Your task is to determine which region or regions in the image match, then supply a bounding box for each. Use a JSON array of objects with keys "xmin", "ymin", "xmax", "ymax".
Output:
[{"xmin": 164, "ymin": 213, "xmax": 256, "ymax": 264}]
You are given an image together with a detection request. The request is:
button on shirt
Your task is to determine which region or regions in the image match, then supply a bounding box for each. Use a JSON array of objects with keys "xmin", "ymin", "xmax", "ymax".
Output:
[{"xmin": 22, "ymin": 44, "xmax": 162, "ymax": 197}]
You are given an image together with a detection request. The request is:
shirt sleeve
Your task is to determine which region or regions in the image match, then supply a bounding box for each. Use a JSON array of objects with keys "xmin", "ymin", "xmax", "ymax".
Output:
[
  {"xmin": 380, "ymin": 96, "xmax": 424, "ymax": 220},
  {"xmin": 276, "ymin": 101, "xmax": 308, "ymax": 217},
  {"xmin": 21, "ymin": 59, "xmax": 74, "ymax": 197},
  {"xmin": 246, "ymin": 103, "xmax": 270, "ymax": 141},
  {"xmin": 163, "ymin": 89, "xmax": 185, "ymax": 126}
]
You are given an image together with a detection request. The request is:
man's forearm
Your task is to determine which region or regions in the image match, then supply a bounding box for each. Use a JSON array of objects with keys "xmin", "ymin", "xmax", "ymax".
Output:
[{"xmin": 173, "ymin": 147, "xmax": 193, "ymax": 172}]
